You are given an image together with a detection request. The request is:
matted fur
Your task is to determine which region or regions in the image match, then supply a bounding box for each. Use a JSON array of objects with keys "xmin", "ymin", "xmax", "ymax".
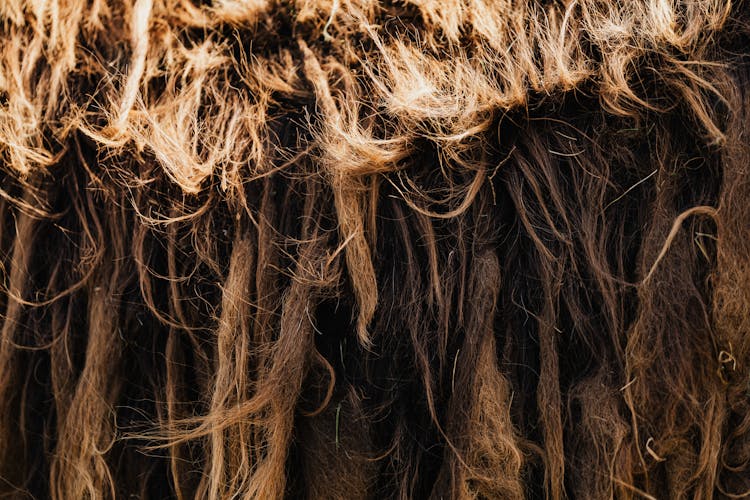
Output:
[{"xmin": 1, "ymin": 0, "xmax": 749, "ymax": 498}]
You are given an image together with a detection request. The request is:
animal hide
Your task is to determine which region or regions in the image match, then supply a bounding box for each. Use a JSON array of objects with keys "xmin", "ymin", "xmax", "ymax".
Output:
[{"xmin": 1, "ymin": 0, "xmax": 749, "ymax": 498}]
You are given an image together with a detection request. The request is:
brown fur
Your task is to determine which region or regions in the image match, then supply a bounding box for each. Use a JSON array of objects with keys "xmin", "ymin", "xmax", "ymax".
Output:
[{"xmin": 1, "ymin": 0, "xmax": 750, "ymax": 498}]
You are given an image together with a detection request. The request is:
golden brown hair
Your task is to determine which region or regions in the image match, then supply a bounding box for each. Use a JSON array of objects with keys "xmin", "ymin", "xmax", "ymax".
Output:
[{"xmin": 1, "ymin": 0, "xmax": 749, "ymax": 498}]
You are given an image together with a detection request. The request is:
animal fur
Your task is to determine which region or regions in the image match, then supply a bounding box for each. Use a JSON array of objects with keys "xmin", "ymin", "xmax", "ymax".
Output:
[{"xmin": 1, "ymin": 0, "xmax": 750, "ymax": 498}]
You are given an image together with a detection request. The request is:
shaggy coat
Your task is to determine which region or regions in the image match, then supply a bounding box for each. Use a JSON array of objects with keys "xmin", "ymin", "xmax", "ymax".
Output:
[{"xmin": 1, "ymin": 0, "xmax": 749, "ymax": 498}]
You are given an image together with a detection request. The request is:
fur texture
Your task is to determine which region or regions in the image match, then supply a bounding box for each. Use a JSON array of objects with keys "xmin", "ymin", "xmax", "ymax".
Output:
[{"xmin": 1, "ymin": 0, "xmax": 750, "ymax": 498}]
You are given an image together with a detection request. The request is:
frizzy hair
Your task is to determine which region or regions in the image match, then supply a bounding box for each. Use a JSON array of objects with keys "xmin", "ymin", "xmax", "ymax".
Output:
[{"xmin": 0, "ymin": 0, "xmax": 749, "ymax": 498}]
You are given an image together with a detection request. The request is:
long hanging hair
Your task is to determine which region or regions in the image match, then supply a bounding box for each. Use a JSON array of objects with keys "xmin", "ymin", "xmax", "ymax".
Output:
[{"xmin": 1, "ymin": 0, "xmax": 749, "ymax": 498}]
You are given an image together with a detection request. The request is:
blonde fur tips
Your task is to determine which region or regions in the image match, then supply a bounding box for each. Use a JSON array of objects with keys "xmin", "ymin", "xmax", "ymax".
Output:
[{"xmin": 1, "ymin": 1, "xmax": 749, "ymax": 498}]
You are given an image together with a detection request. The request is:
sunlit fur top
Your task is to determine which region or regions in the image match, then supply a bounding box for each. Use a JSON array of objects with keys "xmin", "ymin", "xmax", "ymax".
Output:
[{"xmin": 1, "ymin": 0, "xmax": 749, "ymax": 499}]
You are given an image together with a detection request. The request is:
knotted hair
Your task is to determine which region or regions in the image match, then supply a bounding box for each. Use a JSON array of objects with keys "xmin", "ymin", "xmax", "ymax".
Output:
[{"xmin": 1, "ymin": 0, "xmax": 749, "ymax": 498}]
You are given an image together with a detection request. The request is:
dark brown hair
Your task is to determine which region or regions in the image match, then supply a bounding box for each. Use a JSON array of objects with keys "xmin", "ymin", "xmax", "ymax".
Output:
[{"xmin": 1, "ymin": 0, "xmax": 749, "ymax": 498}]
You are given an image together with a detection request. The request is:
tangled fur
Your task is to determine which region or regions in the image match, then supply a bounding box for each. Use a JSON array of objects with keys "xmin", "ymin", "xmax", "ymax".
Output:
[{"xmin": 1, "ymin": 0, "xmax": 750, "ymax": 498}]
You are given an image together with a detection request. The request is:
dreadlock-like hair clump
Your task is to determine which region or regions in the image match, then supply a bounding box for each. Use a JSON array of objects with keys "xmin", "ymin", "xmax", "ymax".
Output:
[{"xmin": 1, "ymin": 0, "xmax": 750, "ymax": 498}]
